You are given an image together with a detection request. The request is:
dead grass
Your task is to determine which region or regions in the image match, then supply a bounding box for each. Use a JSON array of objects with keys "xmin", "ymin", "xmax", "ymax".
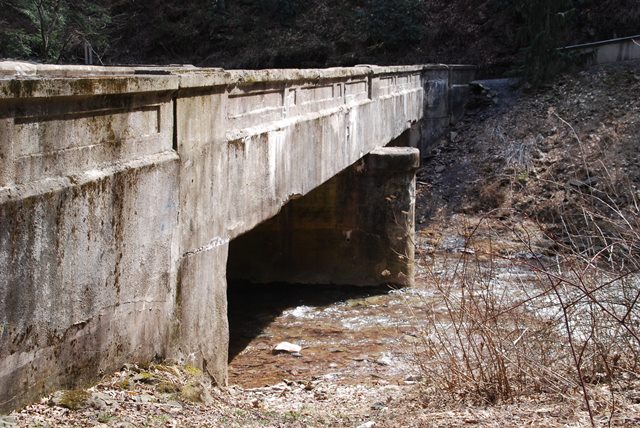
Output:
[
  {"xmin": 412, "ymin": 185, "xmax": 640, "ymax": 426},
  {"xmin": 425, "ymin": 152, "xmax": 639, "ymax": 418}
]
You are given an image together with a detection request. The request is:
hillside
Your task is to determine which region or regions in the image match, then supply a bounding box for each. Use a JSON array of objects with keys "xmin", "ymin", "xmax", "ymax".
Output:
[
  {"xmin": 1, "ymin": 0, "xmax": 639, "ymax": 77},
  {"xmin": 104, "ymin": 0, "xmax": 640, "ymax": 76}
]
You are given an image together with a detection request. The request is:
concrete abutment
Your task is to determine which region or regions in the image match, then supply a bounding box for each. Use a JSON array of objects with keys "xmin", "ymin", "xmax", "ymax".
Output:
[{"xmin": 171, "ymin": 243, "xmax": 230, "ymax": 386}]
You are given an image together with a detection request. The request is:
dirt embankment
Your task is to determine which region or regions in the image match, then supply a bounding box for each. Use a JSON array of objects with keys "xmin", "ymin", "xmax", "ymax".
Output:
[{"xmin": 418, "ymin": 60, "xmax": 640, "ymax": 238}]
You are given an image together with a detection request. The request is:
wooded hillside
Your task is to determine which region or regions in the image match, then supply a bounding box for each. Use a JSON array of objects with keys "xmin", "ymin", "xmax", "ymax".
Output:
[{"xmin": 1, "ymin": 0, "xmax": 638, "ymax": 76}]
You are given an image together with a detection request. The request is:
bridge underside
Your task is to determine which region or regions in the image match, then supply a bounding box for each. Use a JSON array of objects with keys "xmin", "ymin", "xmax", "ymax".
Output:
[
  {"xmin": 228, "ymin": 146, "xmax": 418, "ymax": 288},
  {"xmin": 0, "ymin": 63, "xmax": 474, "ymax": 411}
]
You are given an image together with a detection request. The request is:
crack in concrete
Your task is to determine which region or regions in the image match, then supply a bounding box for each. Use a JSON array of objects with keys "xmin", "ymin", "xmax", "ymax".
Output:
[{"xmin": 182, "ymin": 237, "xmax": 230, "ymax": 258}]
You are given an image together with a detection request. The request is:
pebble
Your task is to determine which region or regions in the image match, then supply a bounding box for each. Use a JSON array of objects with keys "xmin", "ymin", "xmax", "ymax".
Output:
[
  {"xmin": 371, "ymin": 401, "xmax": 387, "ymax": 410},
  {"xmin": 453, "ymin": 247, "xmax": 475, "ymax": 255},
  {"xmin": 404, "ymin": 375, "xmax": 423, "ymax": 382},
  {"xmin": 88, "ymin": 392, "xmax": 114, "ymax": 411},
  {"xmin": 375, "ymin": 354, "xmax": 393, "ymax": 366},
  {"xmin": 134, "ymin": 394, "xmax": 155, "ymax": 403}
]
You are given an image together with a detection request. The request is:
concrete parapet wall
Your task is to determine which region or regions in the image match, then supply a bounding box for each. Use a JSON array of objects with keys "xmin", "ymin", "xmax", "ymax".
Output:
[
  {"xmin": 0, "ymin": 62, "xmax": 474, "ymax": 411},
  {"xmin": 174, "ymin": 65, "xmax": 425, "ymax": 247},
  {"xmin": 420, "ymin": 65, "xmax": 476, "ymax": 156},
  {"xmin": 560, "ymin": 35, "xmax": 640, "ymax": 65}
]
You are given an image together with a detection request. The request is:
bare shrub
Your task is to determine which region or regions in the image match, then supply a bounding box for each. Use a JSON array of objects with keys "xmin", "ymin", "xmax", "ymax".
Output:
[
  {"xmin": 412, "ymin": 213, "xmax": 640, "ymax": 426},
  {"xmin": 475, "ymin": 182, "xmax": 505, "ymax": 212},
  {"xmin": 542, "ymin": 112, "xmax": 640, "ymax": 269}
]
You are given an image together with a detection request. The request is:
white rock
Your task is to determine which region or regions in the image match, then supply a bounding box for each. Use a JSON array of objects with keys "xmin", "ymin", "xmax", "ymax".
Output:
[
  {"xmin": 357, "ymin": 422, "xmax": 375, "ymax": 428},
  {"xmin": 375, "ymin": 353, "xmax": 394, "ymax": 366},
  {"xmin": 273, "ymin": 342, "xmax": 302, "ymax": 354}
]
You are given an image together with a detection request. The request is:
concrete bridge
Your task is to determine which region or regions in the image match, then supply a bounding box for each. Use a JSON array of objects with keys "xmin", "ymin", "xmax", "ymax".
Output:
[{"xmin": 0, "ymin": 62, "xmax": 474, "ymax": 411}]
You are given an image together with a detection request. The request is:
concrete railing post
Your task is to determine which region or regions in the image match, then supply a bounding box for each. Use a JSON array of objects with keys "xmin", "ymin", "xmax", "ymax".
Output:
[{"xmin": 0, "ymin": 75, "xmax": 180, "ymax": 411}]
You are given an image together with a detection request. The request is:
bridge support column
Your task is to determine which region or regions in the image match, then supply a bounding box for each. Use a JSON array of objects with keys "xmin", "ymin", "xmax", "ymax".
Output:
[{"xmin": 228, "ymin": 147, "xmax": 420, "ymax": 287}]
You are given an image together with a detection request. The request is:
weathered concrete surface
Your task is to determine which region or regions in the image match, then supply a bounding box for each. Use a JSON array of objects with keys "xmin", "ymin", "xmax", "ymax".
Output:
[
  {"xmin": 560, "ymin": 35, "xmax": 640, "ymax": 65},
  {"xmin": 228, "ymin": 146, "xmax": 420, "ymax": 287},
  {"xmin": 0, "ymin": 62, "xmax": 474, "ymax": 411},
  {"xmin": 420, "ymin": 65, "xmax": 476, "ymax": 157},
  {"xmin": 170, "ymin": 65, "xmax": 427, "ymax": 384},
  {"xmin": 0, "ymin": 76, "xmax": 180, "ymax": 411}
]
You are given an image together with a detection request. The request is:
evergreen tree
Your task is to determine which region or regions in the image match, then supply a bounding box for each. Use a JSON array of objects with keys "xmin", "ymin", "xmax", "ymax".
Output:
[
  {"xmin": 360, "ymin": 0, "xmax": 426, "ymax": 52},
  {"xmin": 512, "ymin": 0, "xmax": 575, "ymax": 85},
  {"xmin": 1, "ymin": 0, "xmax": 110, "ymax": 63}
]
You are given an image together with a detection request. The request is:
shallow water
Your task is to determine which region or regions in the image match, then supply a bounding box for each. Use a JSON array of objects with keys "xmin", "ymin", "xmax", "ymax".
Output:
[{"xmin": 227, "ymin": 281, "xmax": 427, "ymax": 388}]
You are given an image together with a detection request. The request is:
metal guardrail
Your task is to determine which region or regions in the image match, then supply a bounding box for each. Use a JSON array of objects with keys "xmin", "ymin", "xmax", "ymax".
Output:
[{"xmin": 560, "ymin": 34, "xmax": 640, "ymax": 51}]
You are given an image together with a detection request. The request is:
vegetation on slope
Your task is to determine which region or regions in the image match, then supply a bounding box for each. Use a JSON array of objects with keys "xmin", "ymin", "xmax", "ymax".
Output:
[{"xmin": 1, "ymin": 0, "xmax": 638, "ymax": 79}]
